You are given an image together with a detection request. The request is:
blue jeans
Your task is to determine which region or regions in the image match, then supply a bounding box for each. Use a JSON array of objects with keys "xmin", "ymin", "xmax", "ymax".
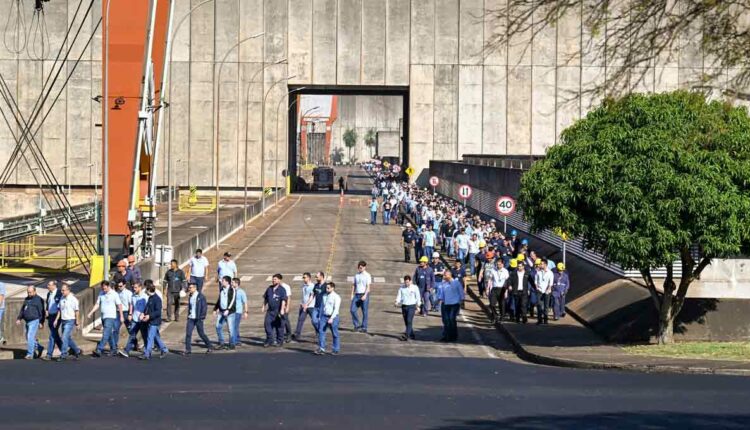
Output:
[
  {"xmin": 383, "ymin": 210, "xmax": 391, "ymax": 224},
  {"xmin": 446, "ymin": 238, "xmax": 454, "ymax": 256},
  {"xmin": 370, "ymin": 211, "xmax": 377, "ymax": 224},
  {"xmin": 310, "ymin": 307, "xmax": 321, "ymax": 334},
  {"xmin": 441, "ymin": 303, "xmax": 460, "ymax": 341},
  {"xmin": 144, "ymin": 324, "xmax": 168, "ymax": 358},
  {"xmin": 468, "ymin": 252, "xmax": 477, "ymax": 276},
  {"xmin": 24, "ymin": 319, "xmax": 41, "ymax": 357},
  {"xmin": 60, "ymin": 320, "xmax": 81, "ymax": 358},
  {"xmin": 113, "ymin": 311, "xmax": 129, "ymax": 349},
  {"xmin": 232, "ymin": 312, "xmax": 242, "ymax": 345},
  {"xmin": 294, "ymin": 307, "xmax": 315, "ymax": 337},
  {"xmin": 96, "ymin": 318, "xmax": 117, "ymax": 354},
  {"xmin": 457, "ymin": 248, "xmax": 468, "ymax": 263},
  {"xmin": 124, "ymin": 321, "xmax": 148, "ymax": 353},
  {"xmin": 424, "ymin": 246, "xmax": 434, "ymax": 260},
  {"xmin": 46, "ymin": 315, "xmax": 62, "ymax": 357},
  {"xmin": 350, "ymin": 294, "xmax": 369, "ymax": 331},
  {"xmin": 216, "ymin": 313, "xmax": 236, "ymax": 346},
  {"xmin": 317, "ymin": 315, "xmax": 340, "ymax": 352}
]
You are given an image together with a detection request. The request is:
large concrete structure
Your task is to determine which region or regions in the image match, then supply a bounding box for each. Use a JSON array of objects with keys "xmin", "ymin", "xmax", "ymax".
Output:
[
  {"xmin": 329, "ymin": 95, "xmax": 402, "ymax": 163},
  {"xmin": 0, "ymin": 0, "xmax": 741, "ymax": 188}
]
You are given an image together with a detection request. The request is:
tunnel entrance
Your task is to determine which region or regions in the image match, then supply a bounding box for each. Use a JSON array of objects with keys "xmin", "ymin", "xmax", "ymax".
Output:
[{"xmin": 287, "ymin": 86, "xmax": 409, "ymax": 193}]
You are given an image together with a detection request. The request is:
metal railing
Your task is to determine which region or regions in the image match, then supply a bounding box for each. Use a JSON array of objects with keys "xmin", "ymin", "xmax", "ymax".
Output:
[
  {"xmin": 0, "ymin": 234, "xmax": 98, "ymax": 273},
  {"xmin": 435, "ymin": 177, "xmax": 683, "ymax": 279},
  {"xmin": 460, "ymin": 154, "xmax": 544, "ymax": 170},
  {"xmin": 0, "ymin": 203, "xmax": 97, "ymax": 242},
  {"xmin": 178, "ymin": 193, "xmax": 218, "ymax": 212}
]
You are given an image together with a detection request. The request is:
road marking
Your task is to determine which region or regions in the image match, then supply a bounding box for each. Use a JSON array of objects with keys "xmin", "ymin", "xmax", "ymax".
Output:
[
  {"xmin": 324, "ymin": 196, "xmax": 344, "ymax": 276},
  {"xmin": 233, "ymin": 197, "xmax": 302, "ymax": 261},
  {"xmin": 459, "ymin": 312, "xmax": 496, "ymax": 359},
  {"xmin": 240, "ymin": 275, "xmax": 253, "ymax": 282}
]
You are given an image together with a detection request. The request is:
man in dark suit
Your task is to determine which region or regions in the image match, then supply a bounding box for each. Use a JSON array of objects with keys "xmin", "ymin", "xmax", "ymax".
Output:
[
  {"xmin": 184, "ymin": 282, "xmax": 212, "ymax": 355},
  {"xmin": 42, "ymin": 280, "xmax": 63, "ymax": 360},
  {"xmin": 508, "ymin": 262, "xmax": 530, "ymax": 324}
]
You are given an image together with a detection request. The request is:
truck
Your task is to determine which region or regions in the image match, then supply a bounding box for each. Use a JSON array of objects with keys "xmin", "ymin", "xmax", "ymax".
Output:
[{"xmin": 312, "ymin": 167, "xmax": 335, "ymax": 191}]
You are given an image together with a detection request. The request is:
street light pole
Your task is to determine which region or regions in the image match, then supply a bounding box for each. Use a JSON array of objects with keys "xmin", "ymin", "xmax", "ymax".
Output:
[
  {"xmin": 102, "ymin": 0, "xmax": 112, "ymax": 281},
  {"xmin": 274, "ymin": 87, "xmax": 308, "ymax": 206},
  {"xmin": 260, "ymin": 74, "xmax": 295, "ymax": 216},
  {"xmin": 243, "ymin": 58, "xmax": 286, "ymax": 227},
  {"xmin": 213, "ymin": 32, "xmax": 265, "ymax": 249},
  {"xmin": 299, "ymin": 106, "xmax": 319, "ymax": 166}
]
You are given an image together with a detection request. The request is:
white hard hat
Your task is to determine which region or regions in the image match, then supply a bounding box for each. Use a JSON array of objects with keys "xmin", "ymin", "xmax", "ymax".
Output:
[
  {"xmin": 432, "ymin": 252, "xmax": 440, "ymax": 258},
  {"xmin": 405, "ymin": 222, "xmax": 411, "ymax": 227}
]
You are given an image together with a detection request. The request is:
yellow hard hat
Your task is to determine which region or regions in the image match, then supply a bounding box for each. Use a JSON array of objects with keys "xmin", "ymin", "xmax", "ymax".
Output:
[
  {"xmin": 535, "ymin": 258, "xmax": 542, "ymax": 265},
  {"xmin": 479, "ymin": 240, "xmax": 486, "ymax": 248},
  {"xmin": 419, "ymin": 256, "xmax": 429, "ymax": 263},
  {"xmin": 516, "ymin": 254, "xmax": 525, "ymax": 261},
  {"xmin": 510, "ymin": 259, "xmax": 518, "ymax": 268},
  {"xmin": 557, "ymin": 262, "xmax": 565, "ymax": 271}
]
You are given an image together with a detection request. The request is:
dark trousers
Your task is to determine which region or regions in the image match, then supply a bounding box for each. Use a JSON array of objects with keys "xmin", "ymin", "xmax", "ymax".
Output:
[
  {"xmin": 124, "ymin": 321, "xmax": 148, "ymax": 353},
  {"xmin": 264, "ymin": 310, "xmax": 284, "ymax": 344},
  {"xmin": 185, "ymin": 318, "xmax": 212, "ymax": 352},
  {"xmin": 552, "ymin": 293, "xmax": 566, "ymax": 319},
  {"xmin": 513, "ymin": 293, "xmax": 528, "ymax": 323},
  {"xmin": 537, "ymin": 293, "xmax": 550, "ymax": 324},
  {"xmin": 489, "ymin": 288, "xmax": 506, "ymax": 321},
  {"xmin": 401, "ymin": 305, "xmax": 416, "ymax": 338},
  {"xmin": 282, "ymin": 314, "xmax": 291, "ymax": 340},
  {"xmin": 419, "ymin": 288, "xmax": 431, "ymax": 316},
  {"xmin": 46, "ymin": 315, "xmax": 62, "ymax": 356},
  {"xmin": 167, "ymin": 292, "xmax": 181, "ymax": 320},
  {"xmin": 403, "ymin": 245, "xmax": 413, "ymax": 262},
  {"xmin": 294, "ymin": 307, "xmax": 315, "ymax": 337},
  {"xmin": 440, "ymin": 303, "xmax": 460, "ymax": 341}
]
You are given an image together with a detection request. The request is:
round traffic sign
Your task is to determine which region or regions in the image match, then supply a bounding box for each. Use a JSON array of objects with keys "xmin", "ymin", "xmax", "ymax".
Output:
[
  {"xmin": 496, "ymin": 195, "xmax": 516, "ymax": 215},
  {"xmin": 429, "ymin": 176, "xmax": 440, "ymax": 187},
  {"xmin": 458, "ymin": 184, "xmax": 473, "ymax": 199}
]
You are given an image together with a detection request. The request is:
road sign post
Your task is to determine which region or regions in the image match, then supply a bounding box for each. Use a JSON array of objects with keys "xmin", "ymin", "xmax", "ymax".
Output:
[
  {"xmin": 458, "ymin": 184, "xmax": 473, "ymax": 208},
  {"xmin": 429, "ymin": 176, "xmax": 439, "ymax": 195},
  {"xmin": 496, "ymin": 195, "xmax": 516, "ymax": 233}
]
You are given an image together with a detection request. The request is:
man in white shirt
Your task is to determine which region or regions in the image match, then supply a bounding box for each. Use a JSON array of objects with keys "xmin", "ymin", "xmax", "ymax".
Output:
[
  {"xmin": 394, "ymin": 275, "xmax": 421, "ymax": 341},
  {"xmin": 187, "ymin": 249, "xmax": 210, "ymax": 293},
  {"xmin": 534, "ymin": 259, "xmax": 554, "ymax": 325},
  {"xmin": 487, "ymin": 260, "xmax": 510, "ymax": 323},
  {"xmin": 217, "ymin": 252, "xmax": 238, "ymax": 282},
  {"xmin": 54, "ymin": 284, "xmax": 81, "ymax": 361},
  {"xmin": 350, "ymin": 261, "xmax": 372, "ymax": 333},
  {"xmin": 87, "ymin": 281, "xmax": 124, "ymax": 358},
  {"xmin": 315, "ymin": 282, "xmax": 341, "ymax": 355}
]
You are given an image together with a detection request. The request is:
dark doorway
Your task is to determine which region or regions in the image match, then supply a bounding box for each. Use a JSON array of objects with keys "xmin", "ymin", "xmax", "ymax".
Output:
[{"xmin": 287, "ymin": 86, "xmax": 409, "ymax": 192}]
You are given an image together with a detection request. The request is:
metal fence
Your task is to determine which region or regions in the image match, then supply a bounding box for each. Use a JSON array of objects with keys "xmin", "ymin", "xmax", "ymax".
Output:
[
  {"xmin": 460, "ymin": 154, "xmax": 544, "ymax": 170},
  {"xmin": 435, "ymin": 177, "xmax": 682, "ymax": 279},
  {"xmin": 0, "ymin": 203, "xmax": 97, "ymax": 242}
]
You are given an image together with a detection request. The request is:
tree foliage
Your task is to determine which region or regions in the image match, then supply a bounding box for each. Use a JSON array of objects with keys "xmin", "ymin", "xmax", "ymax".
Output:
[
  {"xmin": 364, "ymin": 128, "xmax": 377, "ymax": 157},
  {"xmin": 519, "ymin": 90, "xmax": 750, "ymax": 343},
  {"xmin": 484, "ymin": 0, "xmax": 750, "ymax": 99},
  {"xmin": 343, "ymin": 128, "xmax": 357, "ymax": 161}
]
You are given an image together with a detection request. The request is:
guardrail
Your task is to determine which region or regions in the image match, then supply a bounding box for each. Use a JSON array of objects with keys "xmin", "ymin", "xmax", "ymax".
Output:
[
  {"xmin": 0, "ymin": 203, "xmax": 97, "ymax": 242},
  {"xmin": 434, "ymin": 177, "xmax": 683, "ymax": 279},
  {"xmin": 178, "ymin": 193, "xmax": 217, "ymax": 212},
  {"xmin": 0, "ymin": 234, "xmax": 98, "ymax": 273},
  {"xmin": 460, "ymin": 154, "xmax": 544, "ymax": 170}
]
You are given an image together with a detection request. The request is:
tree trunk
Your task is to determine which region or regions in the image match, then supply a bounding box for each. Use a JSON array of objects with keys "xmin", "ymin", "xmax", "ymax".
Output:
[{"xmin": 657, "ymin": 297, "xmax": 675, "ymax": 344}]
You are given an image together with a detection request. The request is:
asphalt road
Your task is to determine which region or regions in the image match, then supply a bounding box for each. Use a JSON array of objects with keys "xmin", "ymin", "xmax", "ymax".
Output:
[{"xmin": 0, "ymin": 167, "xmax": 748, "ymax": 429}]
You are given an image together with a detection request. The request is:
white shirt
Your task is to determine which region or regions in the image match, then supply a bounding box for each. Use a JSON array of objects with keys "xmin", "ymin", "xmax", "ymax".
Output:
[
  {"xmin": 189, "ymin": 256, "xmax": 210, "ymax": 278},
  {"xmin": 487, "ymin": 267, "xmax": 509, "ymax": 289},
  {"xmin": 217, "ymin": 259, "xmax": 237, "ymax": 278},
  {"xmin": 468, "ymin": 239, "xmax": 480, "ymax": 254},
  {"xmin": 322, "ymin": 291, "xmax": 341, "ymax": 318},
  {"xmin": 395, "ymin": 284, "xmax": 421, "ymax": 306},
  {"xmin": 535, "ymin": 269, "xmax": 554, "ymax": 294},
  {"xmin": 515, "ymin": 271, "xmax": 525, "ymax": 291},
  {"xmin": 281, "ymin": 283, "xmax": 292, "ymax": 300},
  {"xmin": 59, "ymin": 294, "xmax": 79, "ymax": 321},
  {"xmin": 353, "ymin": 271, "xmax": 372, "ymax": 294}
]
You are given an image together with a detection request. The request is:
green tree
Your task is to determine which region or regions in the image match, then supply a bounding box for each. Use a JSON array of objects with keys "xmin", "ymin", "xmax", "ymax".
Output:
[
  {"xmin": 343, "ymin": 128, "xmax": 357, "ymax": 163},
  {"xmin": 519, "ymin": 90, "xmax": 750, "ymax": 344},
  {"xmin": 364, "ymin": 128, "xmax": 377, "ymax": 158},
  {"xmin": 331, "ymin": 147, "xmax": 344, "ymax": 165}
]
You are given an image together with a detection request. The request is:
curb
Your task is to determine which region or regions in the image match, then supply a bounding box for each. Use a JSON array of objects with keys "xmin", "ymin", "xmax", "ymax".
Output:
[{"xmin": 465, "ymin": 287, "xmax": 750, "ymax": 376}]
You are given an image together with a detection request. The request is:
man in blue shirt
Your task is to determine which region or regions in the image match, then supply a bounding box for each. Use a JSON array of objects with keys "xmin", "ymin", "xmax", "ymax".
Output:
[
  {"xmin": 87, "ymin": 281, "xmax": 124, "ymax": 358},
  {"xmin": 368, "ymin": 197, "xmax": 379, "ymax": 225},
  {"xmin": 139, "ymin": 281, "xmax": 169, "ymax": 360},
  {"xmin": 437, "ymin": 270, "xmax": 465, "ymax": 342},
  {"xmin": 292, "ymin": 272, "xmax": 315, "ymax": 341},
  {"xmin": 232, "ymin": 278, "xmax": 248, "ymax": 346},
  {"xmin": 42, "ymin": 280, "xmax": 63, "ymax": 360},
  {"xmin": 262, "ymin": 274, "xmax": 288, "ymax": 347},
  {"xmin": 213, "ymin": 276, "xmax": 236, "ymax": 350},
  {"xmin": 119, "ymin": 282, "xmax": 149, "ymax": 357},
  {"xmin": 413, "ymin": 256, "xmax": 435, "ymax": 317},
  {"xmin": 308, "ymin": 272, "xmax": 327, "ymax": 335},
  {"xmin": 184, "ymin": 282, "xmax": 212, "ymax": 355}
]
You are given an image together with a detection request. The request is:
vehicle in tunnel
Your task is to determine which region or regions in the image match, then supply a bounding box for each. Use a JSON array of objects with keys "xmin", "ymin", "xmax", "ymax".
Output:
[{"xmin": 312, "ymin": 167, "xmax": 335, "ymax": 191}]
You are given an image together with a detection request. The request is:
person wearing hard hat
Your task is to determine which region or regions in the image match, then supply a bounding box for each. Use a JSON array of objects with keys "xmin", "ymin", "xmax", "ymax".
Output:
[
  {"xmin": 429, "ymin": 252, "xmax": 446, "ymax": 312},
  {"xmin": 509, "ymin": 230, "xmax": 520, "ymax": 253},
  {"xmin": 508, "ymin": 259, "xmax": 530, "ymax": 324},
  {"xmin": 413, "ymin": 256, "xmax": 435, "ymax": 317},
  {"xmin": 552, "ymin": 262, "xmax": 570, "ymax": 320}
]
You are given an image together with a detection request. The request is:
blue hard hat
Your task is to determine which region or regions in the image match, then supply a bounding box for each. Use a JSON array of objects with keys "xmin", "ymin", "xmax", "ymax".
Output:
[
  {"xmin": 511, "ymin": 230, "xmax": 517, "ymax": 236},
  {"xmin": 521, "ymin": 239, "xmax": 528, "ymax": 245}
]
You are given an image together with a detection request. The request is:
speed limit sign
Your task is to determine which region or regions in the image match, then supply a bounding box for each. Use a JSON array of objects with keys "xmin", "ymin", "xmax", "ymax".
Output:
[
  {"xmin": 429, "ymin": 176, "xmax": 440, "ymax": 187},
  {"xmin": 458, "ymin": 184, "xmax": 473, "ymax": 199},
  {"xmin": 496, "ymin": 195, "xmax": 516, "ymax": 215}
]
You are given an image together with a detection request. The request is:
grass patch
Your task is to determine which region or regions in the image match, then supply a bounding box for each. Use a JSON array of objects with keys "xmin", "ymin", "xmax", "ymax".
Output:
[{"xmin": 624, "ymin": 342, "xmax": 750, "ymax": 362}]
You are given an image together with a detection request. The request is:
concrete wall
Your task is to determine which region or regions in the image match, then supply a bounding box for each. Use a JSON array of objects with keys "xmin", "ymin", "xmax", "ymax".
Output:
[{"xmin": 0, "ymin": 0, "xmax": 743, "ymax": 186}]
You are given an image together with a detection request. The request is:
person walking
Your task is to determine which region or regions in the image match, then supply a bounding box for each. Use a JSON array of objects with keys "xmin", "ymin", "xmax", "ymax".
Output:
[
  {"xmin": 214, "ymin": 276, "xmax": 236, "ymax": 350},
  {"xmin": 401, "ymin": 223, "xmax": 416, "ymax": 263},
  {"xmin": 382, "ymin": 198, "xmax": 392, "ymax": 225},
  {"xmin": 87, "ymin": 281, "xmax": 124, "ymax": 358},
  {"xmin": 429, "ymin": 252, "xmax": 445, "ymax": 312},
  {"xmin": 422, "ymin": 225, "xmax": 436, "ymax": 260},
  {"xmin": 535, "ymin": 259, "xmax": 554, "ymax": 325},
  {"xmin": 41, "ymin": 280, "xmax": 63, "ymax": 360},
  {"xmin": 54, "ymin": 284, "xmax": 82, "ymax": 361},
  {"xmin": 217, "ymin": 252, "xmax": 238, "ymax": 292},
  {"xmin": 15, "ymin": 286, "xmax": 45, "ymax": 359},
  {"xmin": 437, "ymin": 270, "xmax": 464, "ymax": 342},
  {"xmin": 552, "ymin": 263, "xmax": 570, "ymax": 320},
  {"xmin": 413, "ymin": 256, "xmax": 435, "ymax": 317},
  {"xmin": 454, "ymin": 228, "xmax": 469, "ymax": 264},
  {"xmin": 308, "ymin": 272, "xmax": 327, "ymax": 335},
  {"xmin": 486, "ymin": 260, "xmax": 510, "ymax": 323},
  {"xmin": 232, "ymin": 278, "xmax": 248, "ymax": 346},
  {"xmin": 125, "ymin": 255, "xmax": 142, "ymax": 287},
  {"xmin": 139, "ymin": 282, "xmax": 169, "ymax": 360},
  {"xmin": 163, "ymin": 259, "xmax": 187, "ymax": 322},
  {"xmin": 350, "ymin": 261, "xmax": 372, "ymax": 334},
  {"xmin": 509, "ymin": 261, "xmax": 530, "ymax": 324},
  {"xmin": 394, "ymin": 275, "xmax": 421, "ymax": 341},
  {"xmin": 368, "ymin": 197, "xmax": 379, "ymax": 225},
  {"xmin": 279, "ymin": 276, "xmax": 293, "ymax": 343},
  {"xmin": 187, "ymin": 249, "xmax": 209, "ymax": 293},
  {"xmin": 113, "ymin": 282, "xmax": 132, "ymax": 353},
  {"xmin": 262, "ymin": 274, "xmax": 288, "ymax": 347},
  {"xmin": 292, "ymin": 272, "xmax": 315, "ymax": 341},
  {"xmin": 119, "ymin": 282, "xmax": 149, "ymax": 357},
  {"xmin": 315, "ymin": 282, "xmax": 341, "ymax": 355},
  {"xmin": 184, "ymin": 282, "xmax": 213, "ymax": 355}
]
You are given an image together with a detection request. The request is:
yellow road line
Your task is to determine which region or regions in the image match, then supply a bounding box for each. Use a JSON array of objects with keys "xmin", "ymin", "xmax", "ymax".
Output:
[{"xmin": 325, "ymin": 196, "xmax": 345, "ymax": 277}]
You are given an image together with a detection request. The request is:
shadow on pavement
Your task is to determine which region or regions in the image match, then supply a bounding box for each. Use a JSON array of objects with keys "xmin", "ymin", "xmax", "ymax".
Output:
[{"xmin": 427, "ymin": 412, "xmax": 750, "ymax": 430}]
